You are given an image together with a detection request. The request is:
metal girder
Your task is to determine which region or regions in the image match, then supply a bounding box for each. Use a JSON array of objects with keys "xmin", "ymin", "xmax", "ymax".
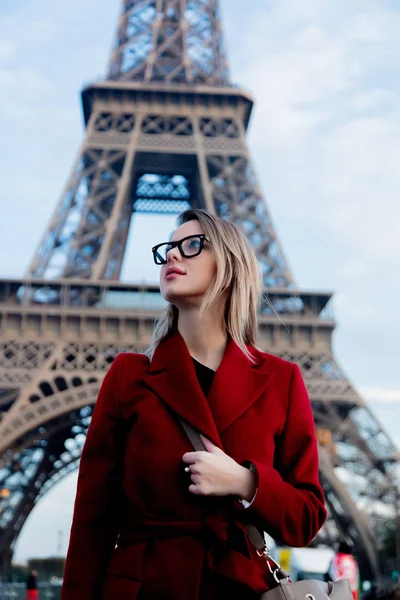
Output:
[
  {"xmin": 108, "ymin": 0, "xmax": 230, "ymax": 86},
  {"xmin": 0, "ymin": 409, "xmax": 91, "ymax": 575},
  {"xmin": 25, "ymin": 104, "xmax": 293, "ymax": 286},
  {"xmin": 0, "ymin": 290, "xmax": 399, "ymax": 578}
]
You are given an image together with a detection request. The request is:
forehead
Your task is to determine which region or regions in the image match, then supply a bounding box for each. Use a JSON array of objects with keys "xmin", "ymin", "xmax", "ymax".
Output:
[{"xmin": 170, "ymin": 219, "xmax": 204, "ymax": 242}]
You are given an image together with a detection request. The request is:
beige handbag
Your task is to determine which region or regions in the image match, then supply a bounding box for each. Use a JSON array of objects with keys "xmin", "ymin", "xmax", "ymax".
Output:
[
  {"xmin": 260, "ymin": 577, "xmax": 352, "ymax": 600},
  {"xmin": 180, "ymin": 418, "xmax": 353, "ymax": 600}
]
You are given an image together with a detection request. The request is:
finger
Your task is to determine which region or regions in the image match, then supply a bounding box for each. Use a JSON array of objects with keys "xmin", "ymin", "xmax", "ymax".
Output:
[
  {"xmin": 182, "ymin": 451, "xmax": 203, "ymax": 464},
  {"xmin": 188, "ymin": 484, "xmax": 203, "ymax": 495},
  {"xmin": 200, "ymin": 434, "xmax": 222, "ymax": 454}
]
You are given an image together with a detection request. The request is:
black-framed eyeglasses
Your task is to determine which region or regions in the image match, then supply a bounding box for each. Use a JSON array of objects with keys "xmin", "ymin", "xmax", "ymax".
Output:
[{"xmin": 152, "ymin": 234, "xmax": 210, "ymax": 265}]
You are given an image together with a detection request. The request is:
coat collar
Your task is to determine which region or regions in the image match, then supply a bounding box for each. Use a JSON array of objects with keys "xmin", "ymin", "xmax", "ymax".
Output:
[{"xmin": 144, "ymin": 329, "xmax": 275, "ymax": 447}]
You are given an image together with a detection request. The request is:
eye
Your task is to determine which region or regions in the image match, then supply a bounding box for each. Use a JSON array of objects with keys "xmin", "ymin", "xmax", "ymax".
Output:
[
  {"xmin": 182, "ymin": 237, "xmax": 202, "ymax": 255},
  {"xmin": 188, "ymin": 238, "xmax": 200, "ymax": 250}
]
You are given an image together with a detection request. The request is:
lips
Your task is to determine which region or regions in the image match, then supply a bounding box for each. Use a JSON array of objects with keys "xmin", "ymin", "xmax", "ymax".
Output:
[{"xmin": 165, "ymin": 267, "xmax": 185, "ymax": 278}]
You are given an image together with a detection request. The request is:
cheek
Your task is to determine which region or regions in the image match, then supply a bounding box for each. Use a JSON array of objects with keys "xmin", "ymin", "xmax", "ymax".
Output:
[
  {"xmin": 159, "ymin": 269, "xmax": 168, "ymax": 296},
  {"xmin": 197, "ymin": 256, "xmax": 217, "ymax": 287}
]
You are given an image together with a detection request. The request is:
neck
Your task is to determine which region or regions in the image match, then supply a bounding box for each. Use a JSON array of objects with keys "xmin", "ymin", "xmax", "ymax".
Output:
[{"xmin": 177, "ymin": 305, "xmax": 228, "ymax": 371}]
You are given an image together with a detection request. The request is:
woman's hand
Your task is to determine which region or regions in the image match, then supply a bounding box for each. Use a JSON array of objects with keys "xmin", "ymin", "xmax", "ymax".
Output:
[{"xmin": 182, "ymin": 435, "xmax": 257, "ymax": 500}]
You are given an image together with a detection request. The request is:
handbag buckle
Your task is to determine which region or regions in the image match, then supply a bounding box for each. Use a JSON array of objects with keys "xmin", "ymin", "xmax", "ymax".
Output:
[{"xmin": 257, "ymin": 548, "xmax": 289, "ymax": 584}]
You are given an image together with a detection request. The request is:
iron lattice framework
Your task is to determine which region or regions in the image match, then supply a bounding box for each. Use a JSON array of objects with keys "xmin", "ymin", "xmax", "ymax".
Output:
[
  {"xmin": 108, "ymin": 0, "xmax": 230, "ymax": 85},
  {"xmin": 0, "ymin": 0, "xmax": 399, "ymax": 581}
]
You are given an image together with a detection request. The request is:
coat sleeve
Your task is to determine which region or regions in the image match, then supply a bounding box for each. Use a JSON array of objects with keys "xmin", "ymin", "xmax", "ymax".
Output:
[
  {"xmin": 236, "ymin": 364, "xmax": 327, "ymax": 547},
  {"xmin": 61, "ymin": 354, "xmax": 125, "ymax": 600}
]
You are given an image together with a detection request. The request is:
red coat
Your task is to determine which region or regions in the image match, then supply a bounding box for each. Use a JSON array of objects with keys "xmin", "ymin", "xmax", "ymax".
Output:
[{"xmin": 62, "ymin": 329, "xmax": 327, "ymax": 600}]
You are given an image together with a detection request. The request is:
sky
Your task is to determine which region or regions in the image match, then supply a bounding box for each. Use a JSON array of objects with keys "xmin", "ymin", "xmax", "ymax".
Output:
[{"xmin": 0, "ymin": 0, "xmax": 399, "ymax": 562}]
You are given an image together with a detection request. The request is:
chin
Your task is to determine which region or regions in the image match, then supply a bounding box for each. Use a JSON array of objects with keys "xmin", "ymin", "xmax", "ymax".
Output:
[
  {"xmin": 162, "ymin": 286, "xmax": 202, "ymax": 305},
  {"xmin": 160, "ymin": 283, "xmax": 180, "ymax": 303},
  {"xmin": 162, "ymin": 290, "xmax": 186, "ymax": 305}
]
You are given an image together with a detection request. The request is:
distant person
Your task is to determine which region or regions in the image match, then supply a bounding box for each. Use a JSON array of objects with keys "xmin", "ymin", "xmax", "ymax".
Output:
[
  {"xmin": 328, "ymin": 542, "xmax": 359, "ymax": 600},
  {"xmin": 25, "ymin": 569, "xmax": 39, "ymax": 600}
]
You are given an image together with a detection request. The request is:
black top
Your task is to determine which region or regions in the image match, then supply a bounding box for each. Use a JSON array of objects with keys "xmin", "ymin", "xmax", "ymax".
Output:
[
  {"xmin": 27, "ymin": 574, "xmax": 37, "ymax": 590},
  {"xmin": 192, "ymin": 357, "xmax": 215, "ymax": 398},
  {"xmin": 190, "ymin": 357, "xmax": 249, "ymax": 555}
]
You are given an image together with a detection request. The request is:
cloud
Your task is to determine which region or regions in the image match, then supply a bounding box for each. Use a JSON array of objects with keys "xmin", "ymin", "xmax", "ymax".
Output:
[
  {"xmin": 219, "ymin": 1, "xmax": 400, "ymax": 395},
  {"xmin": 0, "ymin": 40, "xmax": 17, "ymax": 61},
  {"xmin": 0, "ymin": 13, "xmax": 56, "ymax": 121},
  {"xmin": 350, "ymin": 89, "xmax": 394, "ymax": 110},
  {"xmin": 237, "ymin": 3, "xmax": 400, "ymax": 148},
  {"xmin": 238, "ymin": 24, "xmax": 357, "ymax": 148},
  {"xmin": 229, "ymin": 1, "xmax": 400, "ymax": 348},
  {"xmin": 1, "ymin": 13, "xmax": 58, "ymax": 44},
  {"xmin": 0, "ymin": 67, "xmax": 48, "ymax": 96},
  {"xmin": 360, "ymin": 386, "xmax": 400, "ymax": 404}
]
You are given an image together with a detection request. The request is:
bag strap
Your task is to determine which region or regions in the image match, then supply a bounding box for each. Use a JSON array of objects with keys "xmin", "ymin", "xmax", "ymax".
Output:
[{"xmin": 179, "ymin": 418, "xmax": 290, "ymax": 582}]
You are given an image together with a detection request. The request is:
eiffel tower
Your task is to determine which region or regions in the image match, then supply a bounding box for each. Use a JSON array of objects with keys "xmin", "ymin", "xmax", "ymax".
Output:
[{"xmin": 0, "ymin": 0, "xmax": 398, "ymax": 580}]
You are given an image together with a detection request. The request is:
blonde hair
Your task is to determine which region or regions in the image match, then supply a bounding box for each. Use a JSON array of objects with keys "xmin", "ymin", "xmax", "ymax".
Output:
[{"xmin": 148, "ymin": 209, "xmax": 262, "ymax": 362}]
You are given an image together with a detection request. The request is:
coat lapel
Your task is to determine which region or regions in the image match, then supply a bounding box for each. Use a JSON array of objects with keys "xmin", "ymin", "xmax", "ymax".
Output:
[
  {"xmin": 143, "ymin": 328, "xmax": 275, "ymax": 445},
  {"xmin": 207, "ymin": 338, "xmax": 275, "ymax": 435},
  {"xmin": 143, "ymin": 329, "xmax": 222, "ymax": 448}
]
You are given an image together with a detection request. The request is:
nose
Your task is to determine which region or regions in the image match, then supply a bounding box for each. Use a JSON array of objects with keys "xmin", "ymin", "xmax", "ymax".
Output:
[{"xmin": 166, "ymin": 245, "xmax": 181, "ymax": 263}]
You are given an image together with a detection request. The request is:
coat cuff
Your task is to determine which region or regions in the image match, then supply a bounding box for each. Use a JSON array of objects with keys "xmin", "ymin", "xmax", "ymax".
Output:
[
  {"xmin": 234, "ymin": 461, "xmax": 258, "ymax": 509},
  {"xmin": 235, "ymin": 459, "xmax": 327, "ymax": 546},
  {"xmin": 237, "ymin": 489, "xmax": 258, "ymax": 508}
]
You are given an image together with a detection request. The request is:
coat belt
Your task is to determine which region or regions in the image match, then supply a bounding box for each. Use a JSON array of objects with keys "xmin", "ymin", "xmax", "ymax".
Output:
[{"xmin": 117, "ymin": 512, "xmax": 269, "ymax": 594}]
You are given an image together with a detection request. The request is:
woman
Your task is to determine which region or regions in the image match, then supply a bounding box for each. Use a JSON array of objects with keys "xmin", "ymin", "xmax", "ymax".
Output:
[{"xmin": 61, "ymin": 209, "xmax": 327, "ymax": 600}]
